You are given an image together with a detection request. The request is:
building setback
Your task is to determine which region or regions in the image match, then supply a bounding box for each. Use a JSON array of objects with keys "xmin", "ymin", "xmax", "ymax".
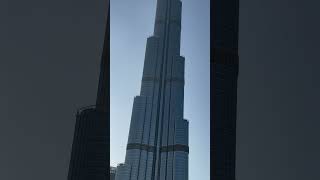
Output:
[
  {"xmin": 67, "ymin": 1, "xmax": 110, "ymax": 180},
  {"xmin": 212, "ymin": 0, "xmax": 239, "ymax": 179},
  {"xmin": 115, "ymin": 0, "xmax": 188, "ymax": 180}
]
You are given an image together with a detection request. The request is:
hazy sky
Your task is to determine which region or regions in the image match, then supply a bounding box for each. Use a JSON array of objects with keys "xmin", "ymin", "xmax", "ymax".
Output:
[{"xmin": 110, "ymin": 0, "xmax": 210, "ymax": 180}]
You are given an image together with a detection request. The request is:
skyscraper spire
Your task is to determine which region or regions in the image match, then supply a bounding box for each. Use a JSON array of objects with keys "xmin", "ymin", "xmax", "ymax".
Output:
[
  {"xmin": 68, "ymin": 1, "xmax": 109, "ymax": 179},
  {"xmin": 115, "ymin": 0, "xmax": 188, "ymax": 180},
  {"xmin": 96, "ymin": 1, "xmax": 110, "ymax": 112}
]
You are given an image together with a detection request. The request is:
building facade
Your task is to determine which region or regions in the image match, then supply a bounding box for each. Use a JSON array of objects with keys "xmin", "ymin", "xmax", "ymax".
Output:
[
  {"xmin": 111, "ymin": 166, "xmax": 117, "ymax": 180},
  {"xmin": 115, "ymin": 0, "xmax": 188, "ymax": 180},
  {"xmin": 212, "ymin": 0, "xmax": 239, "ymax": 179},
  {"xmin": 67, "ymin": 1, "xmax": 110, "ymax": 179}
]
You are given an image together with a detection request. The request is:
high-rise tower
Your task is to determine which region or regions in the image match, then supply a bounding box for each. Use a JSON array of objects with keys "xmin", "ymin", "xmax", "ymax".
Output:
[
  {"xmin": 115, "ymin": 0, "xmax": 188, "ymax": 180},
  {"xmin": 212, "ymin": 0, "xmax": 239, "ymax": 179},
  {"xmin": 67, "ymin": 1, "xmax": 110, "ymax": 179}
]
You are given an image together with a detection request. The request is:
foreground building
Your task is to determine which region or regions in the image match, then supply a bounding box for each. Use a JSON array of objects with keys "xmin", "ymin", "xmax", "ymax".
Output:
[
  {"xmin": 67, "ymin": 1, "xmax": 110, "ymax": 179},
  {"xmin": 212, "ymin": 0, "xmax": 239, "ymax": 179},
  {"xmin": 115, "ymin": 0, "xmax": 188, "ymax": 180}
]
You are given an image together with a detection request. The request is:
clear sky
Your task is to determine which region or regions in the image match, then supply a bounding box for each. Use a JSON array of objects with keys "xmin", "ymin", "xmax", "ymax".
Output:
[{"xmin": 110, "ymin": 0, "xmax": 210, "ymax": 179}]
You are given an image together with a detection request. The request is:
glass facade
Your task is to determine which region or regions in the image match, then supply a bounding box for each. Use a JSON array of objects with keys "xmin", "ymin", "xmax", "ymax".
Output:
[
  {"xmin": 111, "ymin": 166, "xmax": 117, "ymax": 180},
  {"xmin": 116, "ymin": 0, "xmax": 188, "ymax": 180}
]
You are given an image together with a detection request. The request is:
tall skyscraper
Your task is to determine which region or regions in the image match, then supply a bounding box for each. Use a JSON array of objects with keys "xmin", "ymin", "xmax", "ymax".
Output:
[
  {"xmin": 67, "ymin": 1, "xmax": 110, "ymax": 179},
  {"xmin": 115, "ymin": 0, "xmax": 188, "ymax": 180},
  {"xmin": 212, "ymin": 0, "xmax": 239, "ymax": 179}
]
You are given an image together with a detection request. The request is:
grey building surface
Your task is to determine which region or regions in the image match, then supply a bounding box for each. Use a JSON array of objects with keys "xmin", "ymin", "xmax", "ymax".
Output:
[
  {"xmin": 111, "ymin": 166, "xmax": 117, "ymax": 180},
  {"xmin": 211, "ymin": 0, "xmax": 239, "ymax": 180},
  {"xmin": 67, "ymin": 1, "xmax": 110, "ymax": 180},
  {"xmin": 115, "ymin": 0, "xmax": 188, "ymax": 180}
]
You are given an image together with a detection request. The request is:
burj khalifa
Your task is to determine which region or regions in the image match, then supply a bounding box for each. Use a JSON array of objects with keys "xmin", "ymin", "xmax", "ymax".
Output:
[{"xmin": 115, "ymin": 0, "xmax": 188, "ymax": 180}]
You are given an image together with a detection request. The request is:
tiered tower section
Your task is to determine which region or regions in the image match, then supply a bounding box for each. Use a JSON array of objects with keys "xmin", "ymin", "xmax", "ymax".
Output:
[{"xmin": 115, "ymin": 0, "xmax": 188, "ymax": 180}]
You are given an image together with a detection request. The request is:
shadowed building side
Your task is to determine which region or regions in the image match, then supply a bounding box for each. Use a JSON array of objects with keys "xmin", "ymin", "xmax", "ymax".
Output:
[
  {"xmin": 67, "ymin": 1, "xmax": 110, "ymax": 180},
  {"xmin": 67, "ymin": 107, "xmax": 109, "ymax": 180},
  {"xmin": 211, "ymin": 0, "xmax": 239, "ymax": 180}
]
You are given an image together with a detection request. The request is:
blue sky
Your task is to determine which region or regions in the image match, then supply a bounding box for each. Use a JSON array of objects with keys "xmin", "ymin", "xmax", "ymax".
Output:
[{"xmin": 110, "ymin": 0, "xmax": 210, "ymax": 179}]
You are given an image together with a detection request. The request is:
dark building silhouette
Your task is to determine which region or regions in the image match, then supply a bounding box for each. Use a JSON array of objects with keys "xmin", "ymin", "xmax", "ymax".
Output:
[
  {"xmin": 67, "ymin": 1, "xmax": 110, "ymax": 180},
  {"xmin": 211, "ymin": 0, "xmax": 239, "ymax": 180},
  {"xmin": 115, "ymin": 0, "xmax": 188, "ymax": 180}
]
